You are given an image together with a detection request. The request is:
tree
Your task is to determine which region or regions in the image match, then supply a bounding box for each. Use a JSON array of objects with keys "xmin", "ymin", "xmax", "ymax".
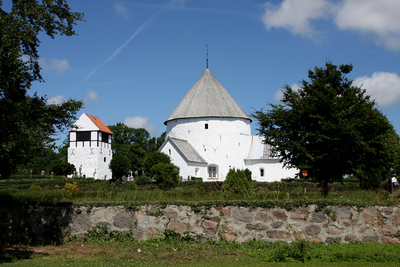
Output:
[
  {"xmin": 109, "ymin": 154, "xmax": 131, "ymax": 181},
  {"xmin": 151, "ymin": 162, "xmax": 180, "ymax": 190},
  {"xmin": 252, "ymin": 62, "xmax": 400, "ymax": 196},
  {"xmin": 108, "ymin": 123, "xmax": 151, "ymax": 154},
  {"xmin": 148, "ymin": 131, "xmax": 166, "ymax": 152},
  {"xmin": 0, "ymin": 1, "xmax": 84, "ymax": 179},
  {"xmin": 121, "ymin": 143, "xmax": 147, "ymax": 176},
  {"xmin": 143, "ymin": 151, "xmax": 171, "ymax": 176},
  {"xmin": 16, "ymin": 136, "xmax": 70, "ymax": 175}
]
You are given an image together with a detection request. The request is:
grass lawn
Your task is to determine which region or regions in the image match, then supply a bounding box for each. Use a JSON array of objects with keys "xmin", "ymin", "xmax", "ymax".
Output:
[{"xmin": 2, "ymin": 238, "xmax": 400, "ymax": 266}]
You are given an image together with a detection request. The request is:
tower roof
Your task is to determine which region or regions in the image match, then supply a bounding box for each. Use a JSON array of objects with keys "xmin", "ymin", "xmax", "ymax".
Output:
[
  {"xmin": 70, "ymin": 113, "xmax": 113, "ymax": 135},
  {"xmin": 165, "ymin": 69, "xmax": 251, "ymax": 125},
  {"xmin": 86, "ymin": 114, "xmax": 113, "ymax": 134}
]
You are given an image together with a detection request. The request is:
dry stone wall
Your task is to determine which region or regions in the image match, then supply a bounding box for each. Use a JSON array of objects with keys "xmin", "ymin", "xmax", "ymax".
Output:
[{"xmin": 2, "ymin": 205, "xmax": 400, "ymax": 244}]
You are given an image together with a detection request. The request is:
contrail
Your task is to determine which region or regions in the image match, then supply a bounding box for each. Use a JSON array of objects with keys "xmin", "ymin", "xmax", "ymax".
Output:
[{"xmin": 85, "ymin": 10, "xmax": 162, "ymax": 81}]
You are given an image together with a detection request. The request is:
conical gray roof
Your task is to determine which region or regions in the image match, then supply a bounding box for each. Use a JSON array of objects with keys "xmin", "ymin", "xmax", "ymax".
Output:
[{"xmin": 165, "ymin": 69, "xmax": 251, "ymax": 125}]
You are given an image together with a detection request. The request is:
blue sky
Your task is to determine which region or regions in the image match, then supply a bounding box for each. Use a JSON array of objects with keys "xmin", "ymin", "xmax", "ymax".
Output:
[{"xmin": 5, "ymin": 0, "xmax": 400, "ymax": 144}]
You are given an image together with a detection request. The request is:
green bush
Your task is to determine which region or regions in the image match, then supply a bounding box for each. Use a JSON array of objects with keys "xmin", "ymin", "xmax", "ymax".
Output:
[
  {"xmin": 151, "ymin": 162, "xmax": 180, "ymax": 190},
  {"xmin": 190, "ymin": 177, "xmax": 203, "ymax": 182},
  {"xmin": 223, "ymin": 168, "xmax": 252, "ymax": 197},
  {"xmin": 136, "ymin": 176, "xmax": 151, "ymax": 185},
  {"xmin": 52, "ymin": 162, "xmax": 76, "ymax": 176},
  {"xmin": 129, "ymin": 182, "xmax": 138, "ymax": 190},
  {"xmin": 359, "ymin": 168, "xmax": 384, "ymax": 189}
]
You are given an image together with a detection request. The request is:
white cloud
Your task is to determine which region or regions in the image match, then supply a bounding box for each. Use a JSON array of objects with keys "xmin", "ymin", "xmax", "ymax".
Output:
[
  {"xmin": 114, "ymin": 2, "xmax": 130, "ymax": 19},
  {"xmin": 84, "ymin": 89, "xmax": 100, "ymax": 103},
  {"xmin": 262, "ymin": 0, "xmax": 333, "ymax": 38},
  {"xmin": 124, "ymin": 115, "xmax": 157, "ymax": 134},
  {"xmin": 262, "ymin": 0, "xmax": 400, "ymax": 50},
  {"xmin": 51, "ymin": 59, "xmax": 70, "ymax": 74},
  {"xmin": 46, "ymin": 95, "xmax": 66, "ymax": 105},
  {"xmin": 353, "ymin": 72, "xmax": 400, "ymax": 107},
  {"xmin": 335, "ymin": 0, "xmax": 400, "ymax": 50},
  {"xmin": 40, "ymin": 58, "xmax": 70, "ymax": 74},
  {"xmin": 273, "ymin": 83, "xmax": 301, "ymax": 102}
]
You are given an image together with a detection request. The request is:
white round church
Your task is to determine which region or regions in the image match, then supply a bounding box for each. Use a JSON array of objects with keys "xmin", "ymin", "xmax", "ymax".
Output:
[{"xmin": 159, "ymin": 68, "xmax": 298, "ymax": 182}]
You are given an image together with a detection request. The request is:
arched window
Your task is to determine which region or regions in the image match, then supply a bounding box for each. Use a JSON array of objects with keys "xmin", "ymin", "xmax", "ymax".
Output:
[
  {"xmin": 208, "ymin": 165, "xmax": 218, "ymax": 179},
  {"xmin": 260, "ymin": 168, "xmax": 264, "ymax": 177}
]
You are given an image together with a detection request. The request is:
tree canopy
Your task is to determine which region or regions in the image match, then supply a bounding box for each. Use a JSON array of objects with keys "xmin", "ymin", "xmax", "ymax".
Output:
[
  {"xmin": 108, "ymin": 123, "xmax": 167, "ymax": 176},
  {"xmin": 252, "ymin": 62, "xmax": 400, "ymax": 196},
  {"xmin": 108, "ymin": 123, "xmax": 165, "ymax": 154},
  {"xmin": 0, "ymin": 1, "xmax": 84, "ymax": 178}
]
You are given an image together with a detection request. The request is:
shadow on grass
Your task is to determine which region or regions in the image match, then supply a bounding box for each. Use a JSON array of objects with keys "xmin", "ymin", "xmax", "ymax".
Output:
[{"xmin": 0, "ymin": 246, "xmax": 48, "ymax": 263}]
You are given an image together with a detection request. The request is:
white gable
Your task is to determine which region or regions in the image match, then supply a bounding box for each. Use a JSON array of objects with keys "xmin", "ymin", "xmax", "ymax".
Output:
[{"xmin": 70, "ymin": 113, "xmax": 99, "ymax": 132}]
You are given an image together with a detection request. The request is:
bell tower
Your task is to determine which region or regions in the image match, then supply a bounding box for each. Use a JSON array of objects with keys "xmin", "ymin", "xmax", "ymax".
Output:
[{"xmin": 68, "ymin": 113, "xmax": 113, "ymax": 179}]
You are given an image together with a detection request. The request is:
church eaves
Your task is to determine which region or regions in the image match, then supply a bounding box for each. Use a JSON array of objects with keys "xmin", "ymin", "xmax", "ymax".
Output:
[{"xmin": 165, "ymin": 69, "xmax": 252, "ymax": 125}]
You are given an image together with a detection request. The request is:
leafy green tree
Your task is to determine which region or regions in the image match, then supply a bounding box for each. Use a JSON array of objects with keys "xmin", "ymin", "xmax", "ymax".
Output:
[
  {"xmin": 148, "ymin": 131, "xmax": 166, "ymax": 152},
  {"xmin": 55, "ymin": 137, "xmax": 70, "ymax": 164},
  {"xmin": 121, "ymin": 143, "xmax": 147, "ymax": 176},
  {"xmin": 16, "ymin": 137, "xmax": 70, "ymax": 175},
  {"xmin": 22, "ymin": 147, "xmax": 59, "ymax": 175},
  {"xmin": 252, "ymin": 62, "xmax": 400, "ymax": 196},
  {"xmin": 52, "ymin": 162, "xmax": 75, "ymax": 177},
  {"xmin": 109, "ymin": 154, "xmax": 131, "ymax": 181},
  {"xmin": 151, "ymin": 162, "xmax": 180, "ymax": 190},
  {"xmin": 143, "ymin": 151, "xmax": 171, "ymax": 176},
  {"xmin": 0, "ymin": 1, "xmax": 84, "ymax": 179},
  {"xmin": 108, "ymin": 123, "xmax": 151, "ymax": 154}
]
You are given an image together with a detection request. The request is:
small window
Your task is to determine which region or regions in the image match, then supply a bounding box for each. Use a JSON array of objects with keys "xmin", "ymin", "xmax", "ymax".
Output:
[
  {"xmin": 260, "ymin": 168, "xmax": 264, "ymax": 177},
  {"xmin": 205, "ymin": 123, "xmax": 208, "ymax": 129},
  {"xmin": 104, "ymin": 157, "xmax": 106, "ymax": 162},
  {"xmin": 208, "ymin": 166, "xmax": 217, "ymax": 178},
  {"xmin": 169, "ymin": 149, "xmax": 171, "ymax": 156},
  {"xmin": 102, "ymin": 133, "xmax": 109, "ymax": 143}
]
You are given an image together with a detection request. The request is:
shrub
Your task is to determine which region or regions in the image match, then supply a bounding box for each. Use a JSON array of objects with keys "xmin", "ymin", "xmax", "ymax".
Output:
[
  {"xmin": 190, "ymin": 177, "xmax": 203, "ymax": 182},
  {"xmin": 359, "ymin": 168, "xmax": 384, "ymax": 189},
  {"xmin": 223, "ymin": 168, "xmax": 252, "ymax": 197},
  {"xmin": 136, "ymin": 176, "xmax": 151, "ymax": 185},
  {"xmin": 52, "ymin": 162, "xmax": 76, "ymax": 177},
  {"xmin": 65, "ymin": 181, "xmax": 78, "ymax": 198},
  {"xmin": 151, "ymin": 162, "xmax": 180, "ymax": 190},
  {"xmin": 129, "ymin": 182, "xmax": 138, "ymax": 190},
  {"xmin": 29, "ymin": 183, "xmax": 42, "ymax": 191}
]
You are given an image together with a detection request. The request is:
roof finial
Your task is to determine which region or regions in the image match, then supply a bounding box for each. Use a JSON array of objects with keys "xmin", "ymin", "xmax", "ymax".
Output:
[{"xmin": 206, "ymin": 44, "xmax": 208, "ymax": 69}]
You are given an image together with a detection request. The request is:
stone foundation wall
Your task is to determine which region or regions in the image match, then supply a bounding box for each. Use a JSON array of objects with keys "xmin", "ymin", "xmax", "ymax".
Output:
[{"xmin": 2, "ymin": 205, "xmax": 400, "ymax": 244}]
